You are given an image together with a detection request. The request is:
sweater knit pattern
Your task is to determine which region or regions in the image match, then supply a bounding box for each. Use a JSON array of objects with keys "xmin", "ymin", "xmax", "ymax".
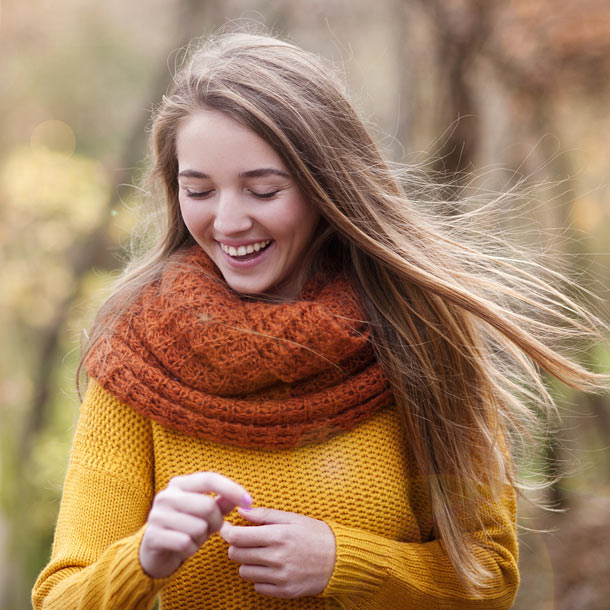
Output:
[
  {"xmin": 33, "ymin": 382, "xmax": 520, "ymax": 609},
  {"xmin": 85, "ymin": 246, "xmax": 392, "ymax": 448}
]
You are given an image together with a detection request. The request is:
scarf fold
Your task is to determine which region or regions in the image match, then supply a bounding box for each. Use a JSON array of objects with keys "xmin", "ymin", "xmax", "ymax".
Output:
[{"xmin": 85, "ymin": 246, "xmax": 392, "ymax": 448}]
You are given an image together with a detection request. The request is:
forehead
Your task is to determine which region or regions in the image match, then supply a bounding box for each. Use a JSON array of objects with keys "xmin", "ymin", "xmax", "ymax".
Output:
[{"xmin": 175, "ymin": 110, "xmax": 286, "ymax": 173}]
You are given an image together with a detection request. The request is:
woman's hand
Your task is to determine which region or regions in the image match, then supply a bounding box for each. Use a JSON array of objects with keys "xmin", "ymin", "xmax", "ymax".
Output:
[
  {"xmin": 220, "ymin": 507, "xmax": 336, "ymax": 599},
  {"xmin": 139, "ymin": 472, "xmax": 252, "ymax": 578}
]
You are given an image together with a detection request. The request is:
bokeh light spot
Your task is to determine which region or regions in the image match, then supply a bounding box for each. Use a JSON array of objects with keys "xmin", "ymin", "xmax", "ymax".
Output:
[
  {"xmin": 31, "ymin": 120, "xmax": 76, "ymax": 157},
  {"xmin": 570, "ymin": 196, "xmax": 604, "ymax": 233}
]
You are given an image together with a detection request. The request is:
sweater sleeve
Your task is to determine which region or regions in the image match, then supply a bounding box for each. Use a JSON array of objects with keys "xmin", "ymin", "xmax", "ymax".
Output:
[
  {"xmin": 320, "ymin": 483, "xmax": 519, "ymax": 609},
  {"xmin": 32, "ymin": 381, "xmax": 172, "ymax": 610}
]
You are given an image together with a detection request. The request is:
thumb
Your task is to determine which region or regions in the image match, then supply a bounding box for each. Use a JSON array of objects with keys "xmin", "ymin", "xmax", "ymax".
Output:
[{"xmin": 237, "ymin": 506, "xmax": 300, "ymax": 524}]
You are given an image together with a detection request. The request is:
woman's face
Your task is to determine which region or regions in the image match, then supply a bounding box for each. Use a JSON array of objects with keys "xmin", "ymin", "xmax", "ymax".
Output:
[{"xmin": 176, "ymin": 109, "xmax": 320, "ymax": 299}]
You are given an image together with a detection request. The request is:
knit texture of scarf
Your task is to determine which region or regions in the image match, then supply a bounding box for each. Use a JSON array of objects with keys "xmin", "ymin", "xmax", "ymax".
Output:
[{"xmin": 85, "ymin": 246, "xmax": 392, "ymax": 448}]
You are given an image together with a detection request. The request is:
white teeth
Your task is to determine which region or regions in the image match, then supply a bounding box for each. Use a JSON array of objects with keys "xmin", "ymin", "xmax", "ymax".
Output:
[{"xmin": 221, "ymin": 240, "xmax": 270, "ymax": 257}]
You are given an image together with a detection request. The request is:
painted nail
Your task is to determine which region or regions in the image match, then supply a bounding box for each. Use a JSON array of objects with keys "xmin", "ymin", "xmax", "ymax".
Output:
[{"xmin": 241, "ymin": 493, "xmax": 253, "ymax": 507}]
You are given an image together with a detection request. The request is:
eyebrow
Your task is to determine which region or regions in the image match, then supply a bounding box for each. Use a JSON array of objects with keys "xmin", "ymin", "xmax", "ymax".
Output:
[{"xmin": 178, "ymin": 168, "xmax": 291, "ymax": 179}]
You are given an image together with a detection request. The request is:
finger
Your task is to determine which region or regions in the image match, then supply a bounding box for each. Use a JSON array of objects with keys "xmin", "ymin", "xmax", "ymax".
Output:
[
  {"xmin": 238, "ymin": 564, "xmax": 277, "ymax": 584},
  {"xmin": 237, "ymin": 506, "xmax": 298, "ymax": 525},
  {"xmin": 168, "ymin": 472, "xmax": 252, "ymax": 508},
  {"xmin": 228, "ymin": 545, "xmax": 280, "ymax": 567},
  {"xmin": 155, "ymin": 489, "xmax": 224, "ymax": 533},
  {"xmin": 160, "ymin": 511, "xmax": 212, "ymax": 545},
  {"xmin": 143, "ymin": 526, "xmax": 199, "ymax": 558},
  {"xmin": 216, "ymin": 495, "xmax": 237, "ymax": 516},
  {"xmin": 204, "ymin": 507, "xmax": 224, "ymax": 536},
  {"xmin": 173, "ymin": 505, "xmax": 224, "ymax": 541},
  {"xmin": 157, "ymin": 487, "xmax": 219, "ymax": 518},
  {"xmin": 220, "ymin": 522, "xmax": 281, "ymax": 547}
]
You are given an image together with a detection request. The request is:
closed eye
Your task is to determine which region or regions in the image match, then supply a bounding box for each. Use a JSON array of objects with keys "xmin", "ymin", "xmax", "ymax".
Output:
[
  {"xmin": 184, "ymin": 188, "xmax": 213, "ymax": 199},
  {"xmin": 182, "ymin": 187, "xmax": 284, "ymax": 199},
  {"xmin": 250, "ymin": 189, "xmax": 282, "ymax": 199}
]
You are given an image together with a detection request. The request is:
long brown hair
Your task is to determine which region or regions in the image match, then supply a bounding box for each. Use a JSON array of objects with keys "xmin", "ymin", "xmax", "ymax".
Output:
[{"xmin": 80, "ymin": 29, "xmax": 608, "ymax": 587}]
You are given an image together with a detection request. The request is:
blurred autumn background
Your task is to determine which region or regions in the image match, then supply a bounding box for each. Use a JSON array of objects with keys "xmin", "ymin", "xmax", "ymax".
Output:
[{"xmin": 1, "ymin": 0, "xmax": 610, "ymax": 608}]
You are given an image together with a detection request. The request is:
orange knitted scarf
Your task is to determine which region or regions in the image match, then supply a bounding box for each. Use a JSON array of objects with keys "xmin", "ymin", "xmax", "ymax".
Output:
[{"xmin": 85, "ymin": 246, "xmax": 392, "ymax": 448}]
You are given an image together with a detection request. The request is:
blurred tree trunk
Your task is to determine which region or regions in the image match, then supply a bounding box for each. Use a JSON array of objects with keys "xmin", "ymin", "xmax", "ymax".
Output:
[
  {"xmin": 419, "ymin": 0, "xmax": 497, "ymax": 183},
  {"xmin": 588, "ymin": 393, "xmax": 610, "ymax": 479},
  {"xmin": 390, "ymin": 0, "xmax": 412, "ymax": 157},
  {"xmin": 19, "ymin": 0, "xmax": 226, "ymax": 458}
]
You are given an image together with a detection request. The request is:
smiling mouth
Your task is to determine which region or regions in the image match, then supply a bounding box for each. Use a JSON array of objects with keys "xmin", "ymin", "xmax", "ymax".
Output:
[{"xmin": 219, "ymin": 240, "xmax": 273, "ymax": 261}]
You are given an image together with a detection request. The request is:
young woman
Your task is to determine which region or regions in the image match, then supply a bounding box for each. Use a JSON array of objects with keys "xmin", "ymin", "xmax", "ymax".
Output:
[{"xmin": 33, "ymin": 31, "xmax": 607, "ymax": 609}]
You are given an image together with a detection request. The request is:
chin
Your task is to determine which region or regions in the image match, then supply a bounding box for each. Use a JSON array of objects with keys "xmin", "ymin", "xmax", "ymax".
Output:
[{"xmin": 225, "ymin": 278, "xmax": 270, "ymax": 296}]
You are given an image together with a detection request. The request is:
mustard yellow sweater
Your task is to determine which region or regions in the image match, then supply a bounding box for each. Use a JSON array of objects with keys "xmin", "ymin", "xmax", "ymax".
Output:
[{"xmin": 33, "ymin": 381, "xmax": 519, "ymax": 609}]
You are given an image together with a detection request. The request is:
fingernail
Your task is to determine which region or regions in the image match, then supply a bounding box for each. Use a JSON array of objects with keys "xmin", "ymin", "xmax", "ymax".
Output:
[
  {"xmin": 241, "ymin": 493, "xmax": 253, "ymax": 507},
  {"xmin": 240, "ymin": 506, "xmax": 252, "ymax": 511}
]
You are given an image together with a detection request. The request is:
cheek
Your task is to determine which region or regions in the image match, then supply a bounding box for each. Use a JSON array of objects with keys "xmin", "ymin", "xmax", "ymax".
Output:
[
  {"xmin": 179, "ymin": 199, "xmax": 209, "ymax": 235},
  {"xmin": 279, "ymin": 195, "xmax": 319, "ymax": 237},
  {"xmin": 178, "ymin": 196, "xmax": 190, "ymax": 225},
  {"xmin": 295, "ymin": 207, "xmax": 320, "ymax": 243}
]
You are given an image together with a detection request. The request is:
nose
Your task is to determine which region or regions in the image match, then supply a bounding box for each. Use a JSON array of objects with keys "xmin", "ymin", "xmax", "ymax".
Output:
[{"xmin": 213, "ymin": 192, "xmax": 253, "ymax": 235}]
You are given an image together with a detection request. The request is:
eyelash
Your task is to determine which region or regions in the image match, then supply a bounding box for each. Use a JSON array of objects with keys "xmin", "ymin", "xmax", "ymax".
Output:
[{"xmin": 183, "ymin": 189, "xmax": 281, "ymax": 200}]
